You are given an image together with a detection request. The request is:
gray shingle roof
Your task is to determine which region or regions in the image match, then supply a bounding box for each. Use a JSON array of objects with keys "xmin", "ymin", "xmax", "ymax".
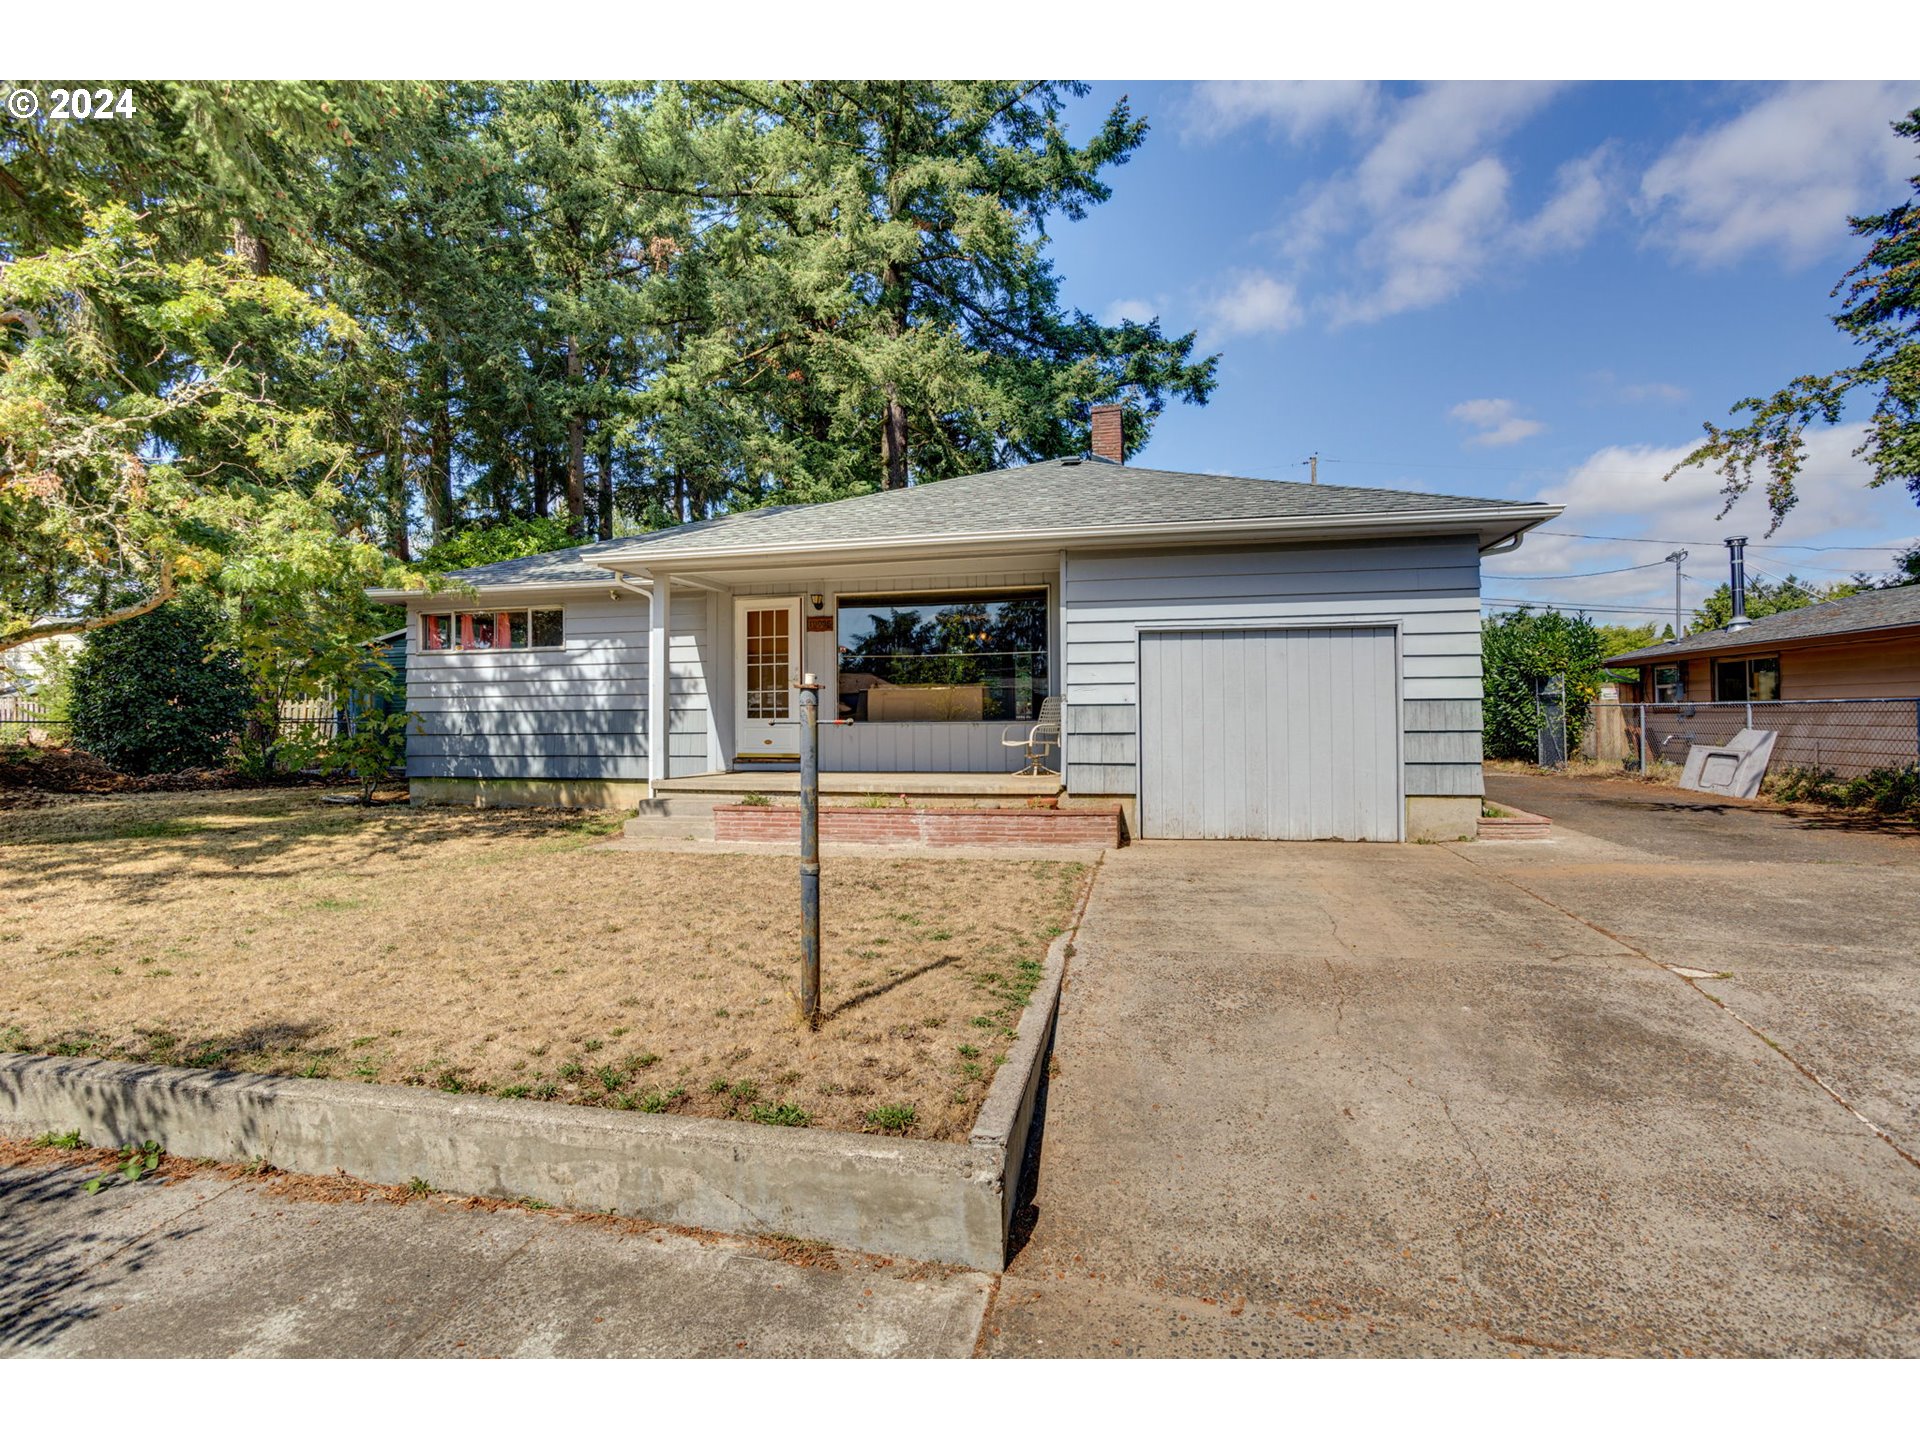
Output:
[
  {"xmin": 1607, "ymin": 584, "xmax": 1920, "ymax": 665},
  {"xmin": 432, "ymin": 459, "xmax": 1549, "ymax": 588}
]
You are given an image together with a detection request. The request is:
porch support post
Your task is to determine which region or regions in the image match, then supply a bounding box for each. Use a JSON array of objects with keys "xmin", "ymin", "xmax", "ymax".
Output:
[{"xmin": 648, "ymin": 573, "xmax": 672, "ymax": 787}]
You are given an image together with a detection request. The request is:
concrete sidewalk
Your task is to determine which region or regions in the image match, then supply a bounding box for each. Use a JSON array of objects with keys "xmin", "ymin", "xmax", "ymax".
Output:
[{"xmin": 0, "ymin": 1150, "xmax": 991, "ymax": 1357}]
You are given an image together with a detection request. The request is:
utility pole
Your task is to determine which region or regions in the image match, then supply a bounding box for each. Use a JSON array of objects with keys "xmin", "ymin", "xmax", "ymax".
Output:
[
  {"xmin": 795, "ymin": 672, "xmax": 823, "ymax": 1028},
  {"xmin": 1665, "ymin": 549, "xmax": 1687, "ymax": 638},
  {"xmin": 1302, "ymin": 452, "xmax": 1319, "ymax": 485}
]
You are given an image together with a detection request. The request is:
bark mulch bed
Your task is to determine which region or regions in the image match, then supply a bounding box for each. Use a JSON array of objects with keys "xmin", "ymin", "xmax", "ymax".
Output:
[{"xmin": 0, "ymin": 743, "xmax": 326, "ymax": 810}]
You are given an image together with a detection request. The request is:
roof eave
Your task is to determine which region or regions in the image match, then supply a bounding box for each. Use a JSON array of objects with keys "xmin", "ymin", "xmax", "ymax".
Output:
[
  {"xmin": 364, "ymin": 577, "xmax": 636, "ymax": 603},
  {"xmin": 1608, "ymin": 615, "xmax": 1920, "ymax": 667},
  {"xmin": 593, "ymin": 505, "xmax": 1564, "ymax": 576}
]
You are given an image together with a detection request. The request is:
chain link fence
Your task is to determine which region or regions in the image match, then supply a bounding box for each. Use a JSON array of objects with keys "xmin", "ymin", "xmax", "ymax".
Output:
[{"xmin": 1582, "ymin": 698, "xmax": 1920, "ymax": 778}]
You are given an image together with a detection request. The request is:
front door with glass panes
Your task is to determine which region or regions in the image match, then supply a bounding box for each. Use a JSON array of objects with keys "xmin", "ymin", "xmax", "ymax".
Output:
[{"xmin": 734, "ymin": 597, "xmax": 801, "ymax": 761}]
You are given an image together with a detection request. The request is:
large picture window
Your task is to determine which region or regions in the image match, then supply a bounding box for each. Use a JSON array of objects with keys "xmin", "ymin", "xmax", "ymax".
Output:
[
  {"xmin": 420, "ymin": 608, "xmax": 565, "ymax": 653},
  {"xmin": 1713, "ymin": 654, "xmax": 1780, "ymax": 702},
  {"xmin": 835, "ymin": 590, "xmax": 1049, "ymax": 723}
]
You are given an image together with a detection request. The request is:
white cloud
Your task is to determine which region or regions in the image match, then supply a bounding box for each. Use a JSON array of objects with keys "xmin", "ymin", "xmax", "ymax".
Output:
[
  {"xmin": 1450, "ymin": 397, "xmax": 1546, "ymax": 448},
  {"xmin": 1333, "ymin": 156, "xmax": 1513, "ymax": 323},
  {"xmin": 1639, "ymin": 81, "xmax": 1920, "ymax": 265},
  {"xmin": 1226, "ymin": 81, "xmax": 1612, "ymax": 325},
  {"xmin": 1483, "ymin": 423, "xmax": 1918, "ymax": 623},
  {"xmin": 1100, "ymin": 297, "xmax": 1159, "ymax": 326},
  {"xmin": 1181, "ymin": 81, "xmax": 1378, "ymax": 143},
  {"xmin": 1516, "ymin": 148, "xmax": 1612, "ymax": 255},
  {"xmin": 1344, "ymin": 81, "xmax": 1557, "ymax": 212},
  {"xmin": 1201, "ymin": 270, "xmax": 1304, "ymax": 338}
]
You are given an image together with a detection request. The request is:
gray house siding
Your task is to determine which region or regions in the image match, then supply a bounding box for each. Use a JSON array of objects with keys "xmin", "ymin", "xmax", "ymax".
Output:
[
  {"xmin": 405, "ymin": 593, "xmax": 709, "ymax": 782},
  {"xmin": 1061, "ymin": 536, "xmax": 1483, "ymax": 799}
]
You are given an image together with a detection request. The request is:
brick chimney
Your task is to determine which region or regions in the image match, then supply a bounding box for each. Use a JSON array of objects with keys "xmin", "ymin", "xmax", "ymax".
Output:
[{"xmin": 1089, "ymin": 403, "xmax": 1125, "ymax": 464}]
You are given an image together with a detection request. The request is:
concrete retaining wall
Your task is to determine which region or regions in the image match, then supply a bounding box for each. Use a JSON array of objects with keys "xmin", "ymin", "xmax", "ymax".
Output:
[
  {"xmin": 714, "ymin": 804, "xmax": 1121, "ymax": 848},
  {"xmin": 0, "ymin": 933, "xmax": 1080, "ymax": 1272}
]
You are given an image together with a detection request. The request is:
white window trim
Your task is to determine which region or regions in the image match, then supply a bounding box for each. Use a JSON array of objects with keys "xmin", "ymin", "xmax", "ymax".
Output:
[{"xmin": 418, "ymin": 606, "xmax": 568, "ymax": 656}]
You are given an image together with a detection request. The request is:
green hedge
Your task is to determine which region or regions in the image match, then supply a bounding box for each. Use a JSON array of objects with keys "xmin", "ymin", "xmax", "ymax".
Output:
[{"xmin": 68, "ymin": 599, "xmax": 252, "ymax": 774}]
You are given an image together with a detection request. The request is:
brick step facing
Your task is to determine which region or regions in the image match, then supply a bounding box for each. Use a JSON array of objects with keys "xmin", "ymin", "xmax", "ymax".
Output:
[
  {"xmin": 1476, "ymin": 805, "xmax": 1553, "ymax": 841},
  {"xmin": 712, "ymin": 802, "xmax": 1122, "ymax": 849}
]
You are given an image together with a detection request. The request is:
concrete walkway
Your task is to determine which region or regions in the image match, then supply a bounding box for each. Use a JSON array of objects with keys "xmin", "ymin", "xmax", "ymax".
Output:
[
  {"xmin": 0, "ymin": 1153, "xmax": 990, "ymax": 1357},
  {"xmin": 983, "ymin": 815, "xmax": 1920, "ymax": 1356}
]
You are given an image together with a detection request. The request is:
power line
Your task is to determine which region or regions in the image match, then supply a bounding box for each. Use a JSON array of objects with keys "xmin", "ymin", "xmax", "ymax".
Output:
[
  {"xmin": 1486, "ymin": 561, "xmax": 1667, "ymax": 581},
  {"xmin": 1481, "ymin": 597, "xmax": 1687, "ymax": 615},
  {"xmin": 1537, "ymin": 529, "xmax": 1912, "ymax": 554}
]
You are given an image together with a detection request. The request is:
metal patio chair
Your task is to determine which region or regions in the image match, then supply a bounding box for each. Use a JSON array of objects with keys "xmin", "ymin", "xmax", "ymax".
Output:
[{"xmin": 1001, "ymin": 695, "xmax": 1062, "ymax": 777}]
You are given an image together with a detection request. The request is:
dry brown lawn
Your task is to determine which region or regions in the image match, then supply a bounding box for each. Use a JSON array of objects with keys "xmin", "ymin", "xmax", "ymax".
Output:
[{"xmin": 0, "ymin": 790, "xmax": 1087, "ymax": 1141}]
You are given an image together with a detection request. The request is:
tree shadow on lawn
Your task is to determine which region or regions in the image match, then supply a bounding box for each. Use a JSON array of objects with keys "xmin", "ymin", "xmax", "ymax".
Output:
[
  {"xmin": 21, "ymin": 1021, "xmax": 331, "ymax": 1079},
  {"xmin": 0, "ymin": 793, "xmax": 623, "ymax": 907}
]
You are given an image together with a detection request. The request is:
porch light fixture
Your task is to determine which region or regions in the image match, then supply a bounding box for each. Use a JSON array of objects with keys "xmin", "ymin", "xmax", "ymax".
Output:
[{"xmin": 809, "ymin": 593, "xmax": 825, "ymax": 611}]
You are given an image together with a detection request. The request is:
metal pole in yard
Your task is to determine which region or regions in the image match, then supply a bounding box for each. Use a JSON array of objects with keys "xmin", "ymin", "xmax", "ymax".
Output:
[
  {"xmin": 796, "ymin": 672, "xmax": 823, "ymax": 1028},
  {"xmin": 1638, "ymin": 702, "xmax": 1648, "ymax": 771},
  {"xmin": 1666, "ymin": 549, "xmax": 1688, "ymax": 638}
]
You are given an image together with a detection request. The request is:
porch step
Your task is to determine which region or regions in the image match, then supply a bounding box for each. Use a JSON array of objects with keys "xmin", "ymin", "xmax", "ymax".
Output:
[{"xmin": 623, "ymin": 794, "xmax": 721, "ymax": 841}]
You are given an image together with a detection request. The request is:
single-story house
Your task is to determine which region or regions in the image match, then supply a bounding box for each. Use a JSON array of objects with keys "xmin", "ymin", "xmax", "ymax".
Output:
[
  {"xmin": 1604, "ymin": 584, "xmax": 1920, "ymax": 776},
  {"xmin": 370, "ymin": 421, "xmax": 1558, "ymax": 841},
  {"xmin": 1607, "ymin": 585, "xmax": 1920, "ymax": 705}
]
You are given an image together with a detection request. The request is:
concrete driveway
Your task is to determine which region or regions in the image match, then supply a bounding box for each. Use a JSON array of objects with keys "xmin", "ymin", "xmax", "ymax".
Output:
[{"xmin": 983, "ymin": 781, "xmax": 1920, "ymax": 1356}]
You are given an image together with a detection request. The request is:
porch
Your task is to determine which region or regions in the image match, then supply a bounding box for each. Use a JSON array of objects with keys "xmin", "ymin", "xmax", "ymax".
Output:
[{"xmin": 635, "ymin": 557, "xmax": 1062, "ymax": 787}]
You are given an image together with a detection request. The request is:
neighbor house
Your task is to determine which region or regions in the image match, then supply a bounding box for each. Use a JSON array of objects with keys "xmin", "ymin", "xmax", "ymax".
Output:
[
  {"xmin": 1608, "ymin": 584, "xmax": 1920, "ymax": 706},
  {"xmin": 1604, "ymin": 585, "xmax": 1920, "ymax": 776},
  {"xmin": 369, "ymin": 413, "xmax": 1558, "ymax": 841}
]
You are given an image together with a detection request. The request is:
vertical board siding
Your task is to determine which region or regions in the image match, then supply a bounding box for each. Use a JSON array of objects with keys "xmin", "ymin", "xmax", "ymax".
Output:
[
  {"xmin": 1063, "ymin": 536, "xmax": 1482, "ymax": 799},
  {"xmin": 404, "ymin": 594, "xmax": 708, "ymax": 783},
  {"xmin": 1139, "ymin": 627, "xmax": 1401, "ymax": 840}
]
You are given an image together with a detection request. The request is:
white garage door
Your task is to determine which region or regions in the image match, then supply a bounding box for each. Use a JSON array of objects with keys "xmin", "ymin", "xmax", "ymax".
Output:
[{"xmin": 1138, "ymin": 626, "xmax": 1401, "ymax": 841}]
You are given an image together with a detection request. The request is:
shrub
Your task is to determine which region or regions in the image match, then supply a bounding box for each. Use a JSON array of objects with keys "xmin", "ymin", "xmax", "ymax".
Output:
[
  {"xmin": 1769, "ymin": 763, "xmax": 1920, "ymax": 816},
  {"xmin": 67, "ymin": 598, "xmax": 252, "ymax": 774},
  {"xmin": 1843, "ymin": 764, "xmax": 1920, "ymax": 815},
  {"xmin": 1481, "ymin": 608, "xmax": 1611, "ymax": 762}
]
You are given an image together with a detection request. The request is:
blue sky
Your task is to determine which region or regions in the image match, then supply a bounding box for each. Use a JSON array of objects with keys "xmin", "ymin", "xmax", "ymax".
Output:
[{"xmin": 1043, "ymin": 80, "xmax": 1920, "ymax": 629}]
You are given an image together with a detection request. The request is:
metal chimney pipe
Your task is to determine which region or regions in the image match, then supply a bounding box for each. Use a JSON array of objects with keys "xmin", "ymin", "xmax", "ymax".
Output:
[{"xmin": 1724, "ymin": 536, "xmax": 1751, "ymax": 631}]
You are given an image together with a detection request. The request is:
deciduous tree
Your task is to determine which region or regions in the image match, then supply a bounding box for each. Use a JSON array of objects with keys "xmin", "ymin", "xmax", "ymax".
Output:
[{"xmin": 1671, "ymin": 106, "xmax": 1920, "ymax": 528}]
